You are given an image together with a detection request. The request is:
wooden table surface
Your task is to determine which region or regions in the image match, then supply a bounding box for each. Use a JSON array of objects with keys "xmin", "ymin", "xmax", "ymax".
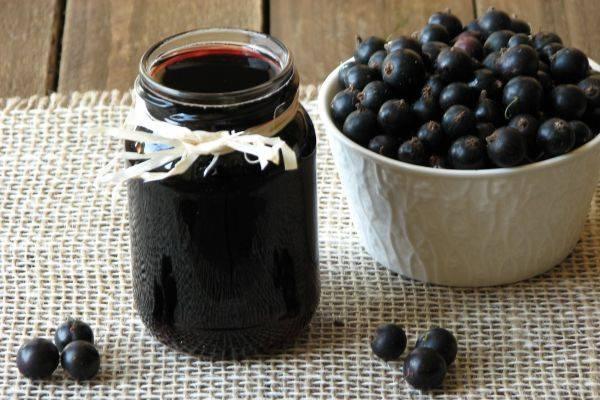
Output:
[{"xmin": 1, "ymin": 0, "xmax": 599, "ymax": 98}]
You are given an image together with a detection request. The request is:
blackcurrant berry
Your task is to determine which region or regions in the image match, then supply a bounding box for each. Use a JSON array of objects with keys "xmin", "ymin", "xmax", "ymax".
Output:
[
  {"xmin": 537, "ymin": 118, "xmax": 575, "ymax": 156},
  {"xmin": 551, "ymin": 48, "xmax": 590, "ymax": 83},
  {"xmin": 503, "ymin": 76, "xmax": 543, "ymax": 118},
  {"xmin": 354, "ymin": 36, "xmax": 386, "ymax": 64},
  {"xmin": 498, "ymin": 44, "xmax": 539, "ymax": 80},
  {"xmin": 331, "ymin": 88, "xmax": 359, "ymax": 124},
  {"xmin": 469, "ymin": 68, "xmax": 503, "ymax": 100},
  {"xmin": 386, "ymin": 36, "xmax": 422, "ymax": 54},
  {"xmin": 419, "ymin": 23, "xmax": 450, "ymax": 45},
  {"xmin": 429, "ymin": 154, "xmax": 449, "ymax": 168},
  {"xmin": 533, "ymin": 31, "xmax": 563, "ymax": 51},
  {"xmin": 476, "ymin": 122, "xmax": 496, "ymax": 140},
  {"xmin": 479, "ymin": 8, "xmax": 512, "ymax": 35},
  {"xmin": 421, "ymin": 41, "xmax": 449, "ymax": 70},
  {"xmin": 368, "ymin": 50, "xmax": 388, "ymax": 72},
  {"xmin": 412, "ymin": 90, "xmax": 441, "ymax": 122},
  {"xmin": 370, "ymin": 324, "xmax": 407, "ymax": 360},
  {"xmin": 537, "ymin": 69, "xmax": 554, "ymax": 96},
  {"xmin": 453, "ymin": 35, "xmax": 484, "ymax": 60},
  {"xmin": 415, "ymin": 327, "xmax": 458, "ymax": 366},
  {"xmin": 382, "ymin": 49, "xmax": 426, "ymax": 95},
  {"xmin": 398, "ymin": 137, "xmax": 428, "ymax": 165},
  {"xmin": 442, "ymin": 105, "xmax": 476, "ymax": 140},
  {"xmin": 570, "ymin": 120, "xmax": 594, "ymax": 147},
  {"xmin": 429, "ymin": 11, "xmax": 463, "ymax": 38},
  {"xmin": 424, "ymin": 74, "xmax": 446, "ymax": 98},
  {"xmin": 338, "ymin": 61, "xmax": 357, "ymax": 87},
  {"xmin": 482, "ymin": 51, "xmax": 502, "ymax": 73},
  {"xmin": 368, "ymin": 135, "xmax": 399, "ymax": 158},
  {"xmin": 358, "ymin": 81, "xmax": 391, "ymax": 111},
  {"xmin": 539, "ymin": 43, "xmax": 563, "ymax": 64},
  {"xmin": 403, "ymin": 347, "xmax": 447, "ymax": 390},
  {"xmin": 345, "ymin": 64, "xmax": 378, "ymax": 91},
  {"xmin": 484, "ymin": 30, "xmax": 515, "ymax": 54},
  {"xmin": 508, "ymin": 114, "xmax": 540, "ymax": 149},
  {"xmin": 61, "ymin": 341, "xmax": 100, "ymax": 381},
  {"xmin": 436, "ymin": 47, "xmax": 474, "ymax": 82},
  {"xmin": 343, "ymin": 107, "xmax": 378, "ymax": 145},
  {"xmin": 538, "ymin": 60, "xmax": 550, "ymax": 73},
  {"xmin": 448, "ymin": 135, "xmax": 486, "ymax": 169},
  {"xmin": 510, "ymin": 17, "xmax": 531, "ymax": 35},
  {"xmin": 578, "ymin": 76, "xmax": 600, "ymax": 108},
  {"xmin": 466, "ymin": 20, "xmax": 485, "ymax": 38},
  {"xmin": 475, "ymin": 91, "xmax": 504, "ymax": 126},
  {"xmin": 417, "ymin": 121, "xmax": 446, "ymax": 153},
  {"xmin": 486, "ymin": 127, "xmax": 526, "ymax": 167},
  {"xmin": 54, "ymin": 319, "xmax": 95, "ymax": 352},
  {"xmin": 16, "ymin": 338, "xmax": 59, "ymax": 379},
  {"xmin": 378, "ymin": 99, "xmax": 415, "ymax": 136},
  {"xmin": 439, "ymin": 82, "xmax": 476, "ymax": 110},
  {"xmin": 551, "ymin": 84, "xmax": 587, "ymax": 119}
]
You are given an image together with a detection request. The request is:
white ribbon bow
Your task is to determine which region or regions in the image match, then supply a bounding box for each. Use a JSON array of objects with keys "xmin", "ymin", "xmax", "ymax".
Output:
[{"xmin": 97, "ymin": 93, "xmax": 299, "ymax": 185}]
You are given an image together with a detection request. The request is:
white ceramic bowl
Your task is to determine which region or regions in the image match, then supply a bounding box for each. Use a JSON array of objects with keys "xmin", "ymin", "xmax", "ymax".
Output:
[{"xmin": 319, "ymin": 62, "xmax": 600, "ymax": 287}]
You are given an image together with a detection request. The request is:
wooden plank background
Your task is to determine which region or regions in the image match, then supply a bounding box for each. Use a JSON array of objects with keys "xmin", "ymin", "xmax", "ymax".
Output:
[{"xmin": 1, "ymin": 0, "xmax": 599, "ymax": 97}]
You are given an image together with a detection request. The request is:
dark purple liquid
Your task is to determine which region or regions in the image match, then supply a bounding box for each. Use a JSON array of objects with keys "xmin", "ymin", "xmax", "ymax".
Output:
[{"xmin": 129, "ymin": 46, "xmax": 319, "ymax": 359}]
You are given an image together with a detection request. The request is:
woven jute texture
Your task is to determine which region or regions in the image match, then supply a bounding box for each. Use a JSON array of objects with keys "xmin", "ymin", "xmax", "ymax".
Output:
[{"xmin": 1, "ymin": 89, "xmax": 599, "ymax": 399}]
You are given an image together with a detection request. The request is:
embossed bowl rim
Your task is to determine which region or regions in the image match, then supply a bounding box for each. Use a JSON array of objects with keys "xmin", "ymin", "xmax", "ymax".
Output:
[{"xmin": 318, "ymin": 58, "xmax": 600, "ymax": 180}]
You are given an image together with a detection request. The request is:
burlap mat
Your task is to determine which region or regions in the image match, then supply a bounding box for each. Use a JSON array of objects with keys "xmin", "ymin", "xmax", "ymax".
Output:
[{"xmin": 0, "ymin": 88, "xmax": 599, "ymax": 399}]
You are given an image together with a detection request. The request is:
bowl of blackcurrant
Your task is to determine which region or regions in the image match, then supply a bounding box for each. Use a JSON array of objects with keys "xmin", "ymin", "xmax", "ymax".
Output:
[{"xmin": 318, "ymin": 8, "xmax": 600, "ymax": 286}]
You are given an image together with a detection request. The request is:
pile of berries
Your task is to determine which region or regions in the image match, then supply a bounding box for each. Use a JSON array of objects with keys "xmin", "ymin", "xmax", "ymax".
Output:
[
  {"xmin": 16, "ymin": 319, "xmax": 100, "ymax": 381},
  {"xmin": 331, "ymin": 8, "xmax": 599, "ymax": 169},
  {"xmin": 371, "ymin": 325, "xmax": 457, "ymax": 390}
]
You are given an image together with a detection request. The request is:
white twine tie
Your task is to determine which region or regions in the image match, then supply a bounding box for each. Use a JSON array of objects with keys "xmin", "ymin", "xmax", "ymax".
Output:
[{"xmin": 97, "ymin": 92, "xmax": 299, "ymax": 185}]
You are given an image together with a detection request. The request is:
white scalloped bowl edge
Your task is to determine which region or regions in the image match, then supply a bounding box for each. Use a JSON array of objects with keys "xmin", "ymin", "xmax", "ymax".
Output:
[{"xmin": 318, "ymin": 60, "xmax": 600, "ymax": 287}]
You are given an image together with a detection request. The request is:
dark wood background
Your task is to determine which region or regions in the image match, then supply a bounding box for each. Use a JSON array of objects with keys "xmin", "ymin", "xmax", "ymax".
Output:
[{"xmin": 2, "ymin": 0, "xmax": 599, "ymax": 98}]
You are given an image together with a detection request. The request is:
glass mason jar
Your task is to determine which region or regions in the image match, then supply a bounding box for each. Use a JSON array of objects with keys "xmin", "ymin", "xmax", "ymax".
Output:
[{"xmin": 127, "ymin": 29, "xmax": 319, "ymax": 359}]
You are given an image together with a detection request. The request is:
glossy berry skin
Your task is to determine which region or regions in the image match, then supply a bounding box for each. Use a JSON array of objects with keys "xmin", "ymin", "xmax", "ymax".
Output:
[
  {"xmin": 370, "ymin": 324, "xmax": 407, "ymax": 360},
  {"xmin": 61, "ymin": 341, "xmax": 100, "ymax": 381},
  {"xmin": 338, "ymin": 61, "xmax": 357, "ymax": 87},
  {"xmin": 439, "ymin": 82, "xmax": 476, "ymax": 110},
  {"xmin": 377, "ymin": 99, "xmax": 415, "ymax": 136},
  {"xmin": 417, "ymin": 121, "xmax": 446, "ymax": 153},
  {"xmin": 368, "ymin": 135, "xmax": 399, "ymax": 158},
  {"xmin": 368, "ymin": 50, "xmax": 387, "ymax": 72},
  {"xmin": 345, "ymin": 64, "xmax": 378, "ymax": 91},
  {"xmin": 475, "ymin": 93, "xmax": 504, "ymax": 126},
  {"xmin": 448, "ymin": 135, "xmax": 486, "ymax": 169},
  {"xmin": 403, "ymin": 347, "xmax": 447, "ymax": 390},
  {"xmin": 482, "ymin": 51, "xmax": 502, "ymax": 73},
  {"xmin": 537, "ymin": 118, "xmax": 575, "ymax": 156},
  {"xmin": 510, "ymin": 18, "xmax": 531, "ymax": 35},
  {"xmin": 533, "ymin": 31, "xmax": 563, "ymax": 51},
  {"xmin": 441, "ymin": 105, "xmax": 476, "ymax": 141},
  {"xmin": 570, "ymin": 120, "xmax": 594, "ymax": 147},
  {"xmin": 503, "ymin": 76, "xmax": 543, "ymax": 118},
  {"xmin": 453, "ymin": 36, "xmax": 484, "ymax": 60},
  {"xmin": 479, "ymin": 8, "xmax": 512, "ymax": 35},
  {"xmin": 476, "ymin": 122, "xmax": 496, "ymax": 140},
  {"xmin": 436, "ymin": 47, "xmax": 473, "ymax": 82},
  {"xmin": 386, "ymin": 36, "xmax": 422, "ymax": 55},
  {"xmin": 483, "ymin": 30, "xmax": 515, "ymax": 53},
  {"xmin": 429, "ymin": 11, "xmax": 463, "ymax": 38},
  {"xmin": 419, "ymin": 23, "xmax": 450, "ymax": 45},
  {"xmin": 354, "ymin": 36, "xmax": 386, "ymax": 64},
  {"xmin": 358, "ymin": 81, "xmax": 391, "ymax": 111},
  {"xmin": 412, "ymin": 92, "xmax": 441, "ymax": 122},
  {"xmin": 415, "ymin": 328, "xmax": 458, "ymax": 366},
  {"xmin": 539, "ymin": 43, "xmax": 563, "ymax": 64},
  {"xmin": 578, "ymin": 76, "xmax": 600, "ymax": 108},
  {"xmin": 507, "ymin": 33, "xmax": 531, "ymax": 48},
  {"xmin": 425, "ymin": 74, "xmax": 446, "ymax": 98},
  {"xmin": 398, "ymin": 137, "xmax": 428, "ymax": 165},
  {"xmin": 537, "ymin": 70, "xmax": 554, "ymax": 96},
  {"xmin": 469, "ymin": 69, "xmax": 503, "ymax": 100},
  {"xmin": 421, "ymin": 41, "xmax": 449, "ymax": 70},
  {"xmin": 54, "ymin": 319, "xmax": 95, "ymax": 352},
  {"xmin": 508, "ymin": 114, "xmax": 540, "ymax": 149},
  {"xmin": 343, "ymin": 108, "xmax": 378, "ymax": 146},
  {"xmin": 498, "ymin": 45, "xmax": 539, "ymax": 80},
  {"xmin": 16, "ymin": 338, "xmax": 59, "ymax": 379},
  {"xmin": 551, "ymin": 48, "xmax": 589, "ymax": 84},
  {"xmin": 382, "ymin": 49, "xmax": 426, "ymax": 95},
  {"xmin": 486, "ymin": 127, "xmax": 526, "ymax": 167},
  {"xmin": 466, "ymin": 20, "xmax": 485, "ymax": 37},
  {"xmin": 551, "ymin": 84, "xmax": 587, "ymax": 120},
  {"xmin": 331, "ymin": 88, "xmax": 359, "ymax": 124}
]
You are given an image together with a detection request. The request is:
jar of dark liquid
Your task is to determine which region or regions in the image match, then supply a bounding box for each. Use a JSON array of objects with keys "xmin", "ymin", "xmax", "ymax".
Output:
[{"xmin": 127, "ymin": 29, "xmax": 319, "ymax": 359}]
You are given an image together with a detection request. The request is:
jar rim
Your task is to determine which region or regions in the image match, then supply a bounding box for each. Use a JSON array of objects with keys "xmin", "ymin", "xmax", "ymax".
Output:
[{"xmin": 138, "ymin": 28, "xmax": 295, "ymax": 108}]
